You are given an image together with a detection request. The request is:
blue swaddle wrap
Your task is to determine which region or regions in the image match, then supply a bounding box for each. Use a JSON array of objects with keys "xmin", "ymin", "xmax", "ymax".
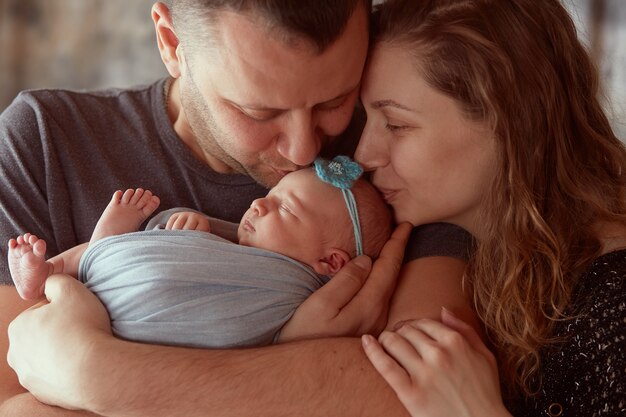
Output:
[{"xmin": 78, "ymin": 227, "xmax": 328, "ymax": 348}]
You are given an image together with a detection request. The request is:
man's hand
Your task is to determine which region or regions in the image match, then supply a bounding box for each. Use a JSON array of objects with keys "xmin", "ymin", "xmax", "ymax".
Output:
[
  {"xmin": 7, "ymin": 274, "xmax": 112, "ymax": 410},
  {"xmin": 277, "ymin": 223, "xmax": 412, "ymax": 343}
]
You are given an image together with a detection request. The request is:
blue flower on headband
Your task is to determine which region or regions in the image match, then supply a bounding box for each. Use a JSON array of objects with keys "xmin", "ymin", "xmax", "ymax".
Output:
[
  {"xmin": 314, "ymin": 156, "xmax": 364, "ymax": 256},
  {"xmin": 314, "ymin": 156, "xmax": 363, "ymax": 190}
]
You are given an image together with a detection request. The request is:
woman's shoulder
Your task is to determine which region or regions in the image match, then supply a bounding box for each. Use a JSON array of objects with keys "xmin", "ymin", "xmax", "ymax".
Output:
[
  {"xmin": 521, "ymin": 248, "xmax": 626, "ymax": 416},
  {"xmin": 578, "ymin": 248, "xmax": 626, "ymax": 299}
]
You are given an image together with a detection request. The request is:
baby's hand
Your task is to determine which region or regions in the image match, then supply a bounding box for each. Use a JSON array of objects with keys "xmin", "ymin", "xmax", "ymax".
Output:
[{"xmin": 165, "ymin": 211, "xmax": 211, "ymax": 232}]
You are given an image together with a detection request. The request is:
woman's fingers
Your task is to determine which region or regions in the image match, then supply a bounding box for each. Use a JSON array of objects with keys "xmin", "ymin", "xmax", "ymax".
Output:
[
  {"xmin": 341, "ymin": 223, "xmax": 411, "ymax": 322},
  {"xmin": 398, "ymin": 315, "xmax": 497, "ymax": 376},
  {"xmin": 377, "ymin": 328, "xmax": 428, "ymax": 376},
  {"xmin": 278, "ymin": 223, "xmax": 412, "ymax": 341},
  {"xmin": 441, "ymin": 308, "xmax": 483, "ymax": 348},
  {"xmin": 354, "ymin": 222, "xmax": 412, "ymax": 305},
  {"xmin": 361, "ymin": 334, "xmax": 413, "ymax": 392},
  {"xmin": 441, "ymin": 307, "xmax": 496, "ymax": 363},
  {"xmin": 306, "ymin": 255, "xmax": 373, "ymax": 314}
]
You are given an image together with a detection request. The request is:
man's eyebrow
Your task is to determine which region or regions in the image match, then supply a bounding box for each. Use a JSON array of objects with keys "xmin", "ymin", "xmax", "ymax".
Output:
[
  {"xmin": 239, "ymin": 84, "xmax": 359, "ymax": 111},
  {"xmin": 371, "ymin": 99, "xmax": 414, "ymax": 111}
]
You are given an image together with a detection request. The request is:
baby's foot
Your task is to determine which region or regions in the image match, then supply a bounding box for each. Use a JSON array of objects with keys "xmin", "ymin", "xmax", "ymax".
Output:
[
  {"xmin": 8, "ymin": 233, "xmax": 50, "ymax": 300},
  {"xmin": 90, "ymin": 188, "xmax": 160, "ymax": 243}
]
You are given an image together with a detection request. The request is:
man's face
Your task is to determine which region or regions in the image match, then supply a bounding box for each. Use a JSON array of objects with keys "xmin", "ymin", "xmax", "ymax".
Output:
[{"xmin": 177, "ymin": 6, "xmax": 369, "ymax": 187}]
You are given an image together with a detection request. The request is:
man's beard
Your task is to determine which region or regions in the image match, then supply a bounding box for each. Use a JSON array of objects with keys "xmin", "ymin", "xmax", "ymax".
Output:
[{"xmin": 179, "ymin": 73, "xmax": 282, "ymax": 188}]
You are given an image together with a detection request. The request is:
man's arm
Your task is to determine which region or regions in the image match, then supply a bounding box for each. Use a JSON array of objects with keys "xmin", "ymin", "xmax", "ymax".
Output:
[
  {"xmin": 8, "ymin": 265, "xmax": 413, "ymax": 417},
  {"xmin": 0, "ymin": 286, "xmax": 100, "ymax": 416},
  {"xmin": 8, "ymin": 253, "xmax": 472, "ymax": 417},
  {"xmin": 85, "ymin": 257, "xmax": 474, "ymax": 417},
  {"xmin": 87, "ymin": 333, "xmax": 408, "ymax": 417},
  {"xmin": 0, "ymin": 286, "xmax": 37, "ymax": 403}
]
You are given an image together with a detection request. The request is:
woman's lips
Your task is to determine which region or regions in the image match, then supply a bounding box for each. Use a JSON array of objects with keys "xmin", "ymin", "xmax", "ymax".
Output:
[{"xmin": 378, "ymin": 188, "xmax": 399, "ymax": 203}]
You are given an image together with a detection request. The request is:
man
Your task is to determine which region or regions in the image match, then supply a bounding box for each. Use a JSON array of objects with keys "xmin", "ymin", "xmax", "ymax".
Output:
[{"xmin": 1, "ymin": 1, "xmax": 470, "ymax": 415}]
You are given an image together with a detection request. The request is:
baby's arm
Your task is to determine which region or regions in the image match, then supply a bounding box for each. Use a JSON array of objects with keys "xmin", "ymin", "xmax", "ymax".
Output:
[
  {"xmin": 8, "ymin": 234, "xmax": 88, "ymax": 300},
  {"xmin": 165, "ymin": 211, "xmax": 211, "ymax": 232}
]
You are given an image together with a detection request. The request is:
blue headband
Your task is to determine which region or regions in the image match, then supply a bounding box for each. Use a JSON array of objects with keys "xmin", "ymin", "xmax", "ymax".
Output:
[{"xmin": 314, "ymin": 156, "xmax": 364, "ymax": 256}]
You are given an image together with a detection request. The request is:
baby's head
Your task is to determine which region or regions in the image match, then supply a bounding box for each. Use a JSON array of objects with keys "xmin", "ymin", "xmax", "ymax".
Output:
[{"xmin": 238, "ymin": 157, "xmax": 392, "ymax": 276}]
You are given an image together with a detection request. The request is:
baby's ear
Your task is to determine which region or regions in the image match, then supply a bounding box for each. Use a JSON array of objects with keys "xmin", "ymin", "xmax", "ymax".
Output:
[{"xmin": 314, "ymin": 249, "xmax": 351, "ymax": 276}]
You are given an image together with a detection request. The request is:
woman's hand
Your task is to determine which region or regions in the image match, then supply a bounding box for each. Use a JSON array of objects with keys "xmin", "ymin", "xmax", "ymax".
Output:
[
  {"xmin": 165, "ymin": 211, "xmax": 211, "ymax": 232},
  {"xmin": 277, "ymin": 223, "xmax": 412, "ymax": 343},
  {"xmin": 7, "ymin": 274, "xmax": 112, "ymax": 410},
  {"xmin": 361, "ymin": 308, "xmax": 512, "ymax": 417}
]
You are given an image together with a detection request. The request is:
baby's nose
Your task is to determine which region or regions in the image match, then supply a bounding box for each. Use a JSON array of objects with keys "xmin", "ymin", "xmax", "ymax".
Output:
[{"xmin": 251, "ymin": 198, "xmax": 268, "ymax": 216}]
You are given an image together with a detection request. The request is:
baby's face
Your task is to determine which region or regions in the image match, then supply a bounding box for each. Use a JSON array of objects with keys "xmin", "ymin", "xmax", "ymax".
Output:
[{"xmin": 238, "ymin": 169, "xmax": 348, "ymax": 271}]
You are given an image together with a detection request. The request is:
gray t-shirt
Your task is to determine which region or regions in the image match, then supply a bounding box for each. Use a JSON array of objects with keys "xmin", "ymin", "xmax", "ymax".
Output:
[{"xmin": 0, "ymin": 79, "xmax": 270, "ymax": 283}]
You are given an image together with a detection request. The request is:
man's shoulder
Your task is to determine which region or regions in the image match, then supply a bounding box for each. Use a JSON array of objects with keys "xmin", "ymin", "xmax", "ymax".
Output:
[
  {"xmin": 1, "ymin": 78, "xmax": 168, "ymax": 139},
  {"xmin": 11, "ymin": 79, "xmax": 164, "ymax": 112}
]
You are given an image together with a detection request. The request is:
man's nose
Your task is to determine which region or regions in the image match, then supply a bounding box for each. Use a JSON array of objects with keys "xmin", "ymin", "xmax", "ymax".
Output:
[{"xmin": 277, "ymin": 110, "xmax": 320, "ymax": 166}]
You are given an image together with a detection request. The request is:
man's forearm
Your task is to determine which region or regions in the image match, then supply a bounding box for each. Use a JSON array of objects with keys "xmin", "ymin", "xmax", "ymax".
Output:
[
  {"xmin": 84, "ymin": 335, "xmax": 410, "ymax": 417},
  {"xmin": 0, "ymin": 393, "xmax": 101, "ymax": 417}
]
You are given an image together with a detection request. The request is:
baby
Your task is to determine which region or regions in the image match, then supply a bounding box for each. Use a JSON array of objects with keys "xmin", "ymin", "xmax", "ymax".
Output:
[{"xmin": 9, "ymin": 156, "xmax": 392, "ymax": 348}]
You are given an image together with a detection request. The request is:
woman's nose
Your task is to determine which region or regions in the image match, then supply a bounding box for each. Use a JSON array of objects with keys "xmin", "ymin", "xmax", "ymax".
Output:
[{"xmin": 354, "ymin": 124, "xmax": 388, "ymax": 170}]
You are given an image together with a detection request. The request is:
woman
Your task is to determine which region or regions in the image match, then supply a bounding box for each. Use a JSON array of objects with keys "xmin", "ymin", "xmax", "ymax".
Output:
[{"xmin": 357, "ymin": 0, "xmax": 626, "ymax": 416}]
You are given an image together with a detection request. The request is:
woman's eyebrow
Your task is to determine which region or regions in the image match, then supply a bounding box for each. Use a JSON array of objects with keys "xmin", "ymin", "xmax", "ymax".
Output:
[{"xmin": 371, "ymin": 99, "xmax": 414, "ymax": 111}]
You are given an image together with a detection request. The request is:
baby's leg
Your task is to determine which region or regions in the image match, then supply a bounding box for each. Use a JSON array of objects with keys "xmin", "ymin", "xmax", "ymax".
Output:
[
  {"xmin": 90, "ymin": 188, "xmax": 160, "ymax": 243},
  {"xmin": 8, "ymin": 233, "xmax": 54, "ymax": 300}
]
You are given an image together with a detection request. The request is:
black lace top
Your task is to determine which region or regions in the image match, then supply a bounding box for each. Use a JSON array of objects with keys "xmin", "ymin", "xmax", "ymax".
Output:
[{"xmin": 510, "ymin": 249, "xmax": 626, "ymax": 416}]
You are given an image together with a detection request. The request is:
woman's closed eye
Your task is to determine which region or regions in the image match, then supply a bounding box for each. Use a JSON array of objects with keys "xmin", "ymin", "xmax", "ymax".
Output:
[{"xmin": 386, "ymin": 123, "xmax": 410, "ymax": 132}]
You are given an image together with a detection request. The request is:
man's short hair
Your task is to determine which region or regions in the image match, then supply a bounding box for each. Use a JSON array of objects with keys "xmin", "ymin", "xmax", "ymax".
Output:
[{"xmin": 170, "ymin": 0, "xmax": 372, "ymax": 53}]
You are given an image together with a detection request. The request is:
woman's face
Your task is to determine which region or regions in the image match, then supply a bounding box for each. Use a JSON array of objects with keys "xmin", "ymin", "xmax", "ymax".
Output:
[{"xmin": 355, "ymin": 43, "xmax": 497, "ymax": 237}]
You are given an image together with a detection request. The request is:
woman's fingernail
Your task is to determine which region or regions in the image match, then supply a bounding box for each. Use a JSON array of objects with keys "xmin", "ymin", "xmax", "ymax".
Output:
[
  {"xmin": 353, "ymin": 255, "xmax": 372, "ymax": 269},
  {"xmin": 361, "ymin": 334, "xmax": 373, "ymax": 347},
  {"xmin": 392, "ymin": 319, "xmax": 410, "ymax": 331},
  {"xmin": 442, "ymin": 306, "xmax": 456, "ymax": 317}
]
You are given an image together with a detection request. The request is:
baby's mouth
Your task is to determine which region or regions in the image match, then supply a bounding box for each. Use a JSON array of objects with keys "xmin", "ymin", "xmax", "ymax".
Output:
[{"xmin": 243, "ymin": 218, "xmax": 255, "ymax": 232}]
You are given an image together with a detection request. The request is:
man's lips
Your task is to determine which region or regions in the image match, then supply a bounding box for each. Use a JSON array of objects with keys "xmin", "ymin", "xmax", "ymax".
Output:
[{"xmin": 270, "ymin": 166, "xmax": 296, "ymax": 178}]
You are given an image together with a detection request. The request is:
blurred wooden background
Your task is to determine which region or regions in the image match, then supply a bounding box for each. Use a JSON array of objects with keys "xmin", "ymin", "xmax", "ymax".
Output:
[
  {"xmin": 0, "ymin": 0, "xmax": 166, "ymax": 109},
  {"xmin": 0, "ymin": 0, "xmax": 624, "ymax": 139}
]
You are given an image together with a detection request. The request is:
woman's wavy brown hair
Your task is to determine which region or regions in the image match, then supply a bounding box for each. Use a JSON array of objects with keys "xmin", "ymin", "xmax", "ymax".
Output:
[{"xmin": 373, "ymin": 0, "xmax": 626, "ymax": 397}]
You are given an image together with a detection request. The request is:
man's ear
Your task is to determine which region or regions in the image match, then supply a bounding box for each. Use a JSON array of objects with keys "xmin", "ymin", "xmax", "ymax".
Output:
[
  {"xmin": 314, "ymin": 249, "xmax": 351, "ymax": 276},
  {"xmin": 152, "ymin": 2, "xmax": 182, "ymax": 78}
]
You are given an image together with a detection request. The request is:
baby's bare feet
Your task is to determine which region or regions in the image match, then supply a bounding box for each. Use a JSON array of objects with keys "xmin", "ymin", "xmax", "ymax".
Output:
[
  {"xmin": 90, "ymin": 188, "xmax": 160, "ymax": 243},
  {"xmin": 8, "ymin": 233, "xmax": 50, "ymax": 300}
]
